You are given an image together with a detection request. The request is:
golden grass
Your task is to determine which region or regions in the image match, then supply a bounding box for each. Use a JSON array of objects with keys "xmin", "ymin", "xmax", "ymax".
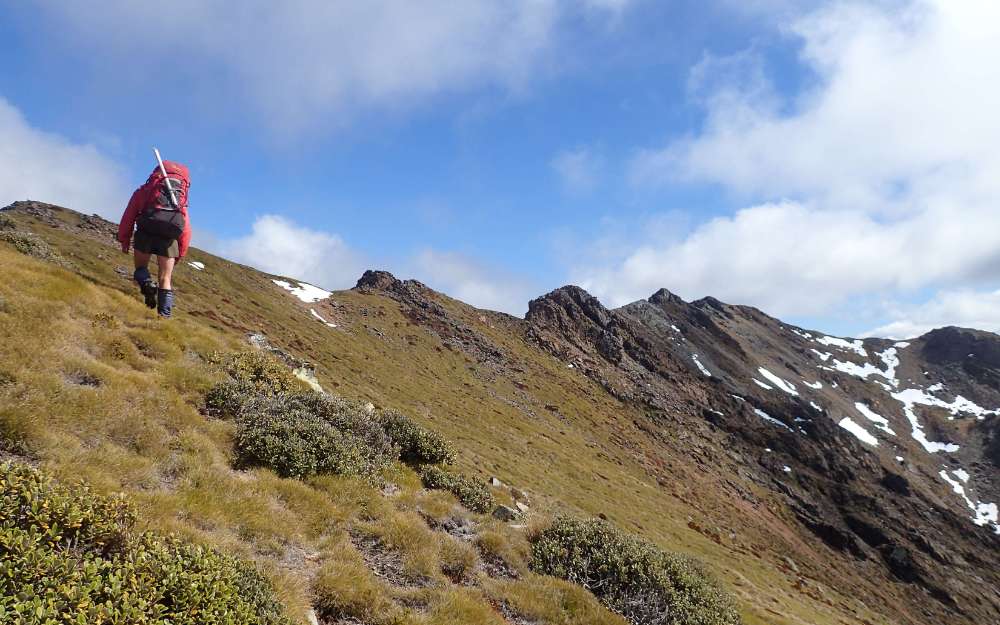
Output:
[{"xmin": 0, "ymin": 207, "xmax": 898, "ymax": 625}]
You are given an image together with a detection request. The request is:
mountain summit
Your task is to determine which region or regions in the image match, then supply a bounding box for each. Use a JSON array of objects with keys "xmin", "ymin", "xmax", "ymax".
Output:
[{"xmin": 2, "ymin": 201, "xmax": 998, "ymax": 625}]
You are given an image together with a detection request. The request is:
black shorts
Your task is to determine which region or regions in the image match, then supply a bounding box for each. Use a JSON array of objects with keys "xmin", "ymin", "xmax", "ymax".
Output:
[{"xmin": 133, "ymin": 229, "xmax": 179, "ymax": 258}]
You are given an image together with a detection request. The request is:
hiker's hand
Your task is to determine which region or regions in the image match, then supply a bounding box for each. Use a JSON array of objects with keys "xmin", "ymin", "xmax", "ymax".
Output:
[{"xmin": 120, "ymin": 242, "xmax": 130, "ymax": 253}]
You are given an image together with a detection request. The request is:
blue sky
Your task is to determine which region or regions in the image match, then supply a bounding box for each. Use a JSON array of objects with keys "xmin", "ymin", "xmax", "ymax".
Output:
[{"xmin": 2, "ymin": 1, "xmax": 999, "ymax": 338}]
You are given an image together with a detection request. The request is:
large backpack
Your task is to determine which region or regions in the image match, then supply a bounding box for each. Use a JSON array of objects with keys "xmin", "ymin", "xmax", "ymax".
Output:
[{"xmin": 137, "ymin": 167, "xmax": 188, "ymax": 239}]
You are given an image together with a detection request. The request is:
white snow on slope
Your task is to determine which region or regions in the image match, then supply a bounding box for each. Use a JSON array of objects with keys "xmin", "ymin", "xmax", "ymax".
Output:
[
  {"xmin": 187, "ymin": 261, "xmax": 205, "ymax": 270},
  {"xmin": 671, "ymin": 324, "xmax": 681, "ymax": 333},
  {"xmin": 810, "ymin": 349, "xmax": 832, "ymax": 362},
  {"xmin": 692, "ymin": 354, "xmax": 712, "ymax": 377},
  {"xmin": 891, "ymin": 388, "xmax": 961, "ymax": 453},
  {"xmin": 755, "ymin": 408, "xmax": 793, "ymax": 432},
  {"xmin": 803, "ymin": 380, "xmax": 822, "ymax": 389},
  {"xmin": 752, "ymin": 378, "xmax": 773, "ymax": 390},
  {"xmin": 830, "ymin": 347, "xmax": 899, "ymax": 387},
  {"xmin": 838, "ymin": 417, "xmax": 878, "ymax": 446},
  {"xmin": 757, "ymin": 367, "xmax": 798, "ymax": 396},
  {"xmin": 953, "ymin": 469, "xmax": 970, "ymax": 483},
  {"xmin": 854, "ymin": 402, "xmax": 896, "ymax": 436},
  {"xmin": 816, "ymin": 335, "xmax": 867, "ymax": 357},
  {"xmin": 310, "ymin": 309, "xmax": 337, "ymax": 328},
  {"xmin": 272, "ymin": 279, "xmax": 332, "ymax": 303},
  {"xmin": 939, "ymin": 471, "xmax": 1000, "ymax": 533},
  {"xmin": 810, "ymin": 401, "xmax": 823, "ymax": 412},
  {"xmin": 894, "ymin": 341, "xmax": 911, "ymax": 349}
]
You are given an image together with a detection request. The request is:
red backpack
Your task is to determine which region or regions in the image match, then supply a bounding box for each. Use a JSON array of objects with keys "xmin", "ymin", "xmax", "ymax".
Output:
[{"xmin": 137, "ymin": 161, "xmax": 189, "ymax": 239}]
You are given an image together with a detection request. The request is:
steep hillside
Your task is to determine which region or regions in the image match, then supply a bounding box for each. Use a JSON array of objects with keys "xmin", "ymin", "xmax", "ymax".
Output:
[{"xmin": 1, "ymin": 201, "xmax": 998, "ymax": 625}]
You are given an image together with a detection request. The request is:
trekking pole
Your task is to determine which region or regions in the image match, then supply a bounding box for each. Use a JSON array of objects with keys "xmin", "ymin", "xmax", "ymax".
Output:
[{"xmin": 153, "ymin": 147, "xmax": 179, "ymax": 209}]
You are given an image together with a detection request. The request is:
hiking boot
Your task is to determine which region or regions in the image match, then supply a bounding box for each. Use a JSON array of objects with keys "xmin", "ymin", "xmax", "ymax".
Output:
[
  {"xmin": 157, "ymin": 288, "xmax": 174, "ymax": 318},
  {"xmin": 133, "ymin": 267, "xmax": 157, "ymax": 309}
]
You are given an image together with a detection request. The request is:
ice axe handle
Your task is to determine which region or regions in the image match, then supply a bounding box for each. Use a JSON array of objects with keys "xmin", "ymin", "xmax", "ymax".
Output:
[{"xmin": 153, "ymin": 147, "xmax": 179, "ymax": 209}]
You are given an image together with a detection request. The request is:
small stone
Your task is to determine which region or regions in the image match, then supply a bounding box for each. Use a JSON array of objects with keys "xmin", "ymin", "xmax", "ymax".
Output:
[
  {"xmin": 489, "ymin": 477, "xmax": 504, "ymax": 488},
  {"xmin": 363, "ymin": 402, "xmax": 376, "ymax": 414},
  {"xmin": 306, "ymin": 609, "xmax": 319, "ymax": 625},
  {"xmin": 492, "ymin": 505, "xmax": 520, "ymax": 522},
  {"xmin": 515, "ymin": 501, "xmax": 530, "ymax": 514}
]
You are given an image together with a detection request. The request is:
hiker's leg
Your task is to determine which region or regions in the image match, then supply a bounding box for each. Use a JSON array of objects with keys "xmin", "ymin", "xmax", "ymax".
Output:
[
  {"xmin": 156, "ymin": 256, "xmax": 176, "ymax": 318},
  {"xmin": 156, "ymin": 256, "xmax": 176, "ymax": 290},
  {"xmin": 133, "ymin": 249, "xmax": 151, "ymax": 270},
  {"xmin": 132, "ymin": 249, "xmax": 158, "ymax": 308}
]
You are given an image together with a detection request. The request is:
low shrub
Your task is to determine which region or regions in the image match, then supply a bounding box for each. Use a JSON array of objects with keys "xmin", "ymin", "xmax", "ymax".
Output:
[
  {"xmin": 379, "ymin": 409, "xmax": 456, "ymax": 465},
  {"xmin": 530, "ymin": 517, "xmax": 741, "ymax": 625},
  {"xmin": 420, "ymin": 465, "xmax": 495, "ymax": 514},
  {"xmin": 0, "ymin": 231, "xmax": 67, "ymax": 266},
  {"xmin": 0, "ymin": 462, "xmax": 293, "ymax": 625},
  {"xmin": 0, "ymin": 214, "xmax": 14, "ymax": 230},
  {"xmin": 235, "ymin": 393, "xmax": 397, "ymax": 481},
  {"xmin": 204, "ymin": 351, "xmax": 301, "ymax": 417}
]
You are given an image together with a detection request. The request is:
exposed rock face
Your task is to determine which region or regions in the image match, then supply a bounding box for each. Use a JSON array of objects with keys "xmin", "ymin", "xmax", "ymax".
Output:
[{"xmin": 522, "ymin": 283, "xmax": 1000, "ymax": 624}]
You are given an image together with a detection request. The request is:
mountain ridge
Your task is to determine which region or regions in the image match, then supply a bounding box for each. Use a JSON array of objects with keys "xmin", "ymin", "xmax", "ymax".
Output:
[{"xmin": 2, "ymin": 200, "xmax": 999, "ymax": 625}]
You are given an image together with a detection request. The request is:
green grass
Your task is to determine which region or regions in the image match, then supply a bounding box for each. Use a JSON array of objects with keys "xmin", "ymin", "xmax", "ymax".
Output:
[{"xmin": 0, "ymin": 204, "xmax": 899, "ymax": 625}]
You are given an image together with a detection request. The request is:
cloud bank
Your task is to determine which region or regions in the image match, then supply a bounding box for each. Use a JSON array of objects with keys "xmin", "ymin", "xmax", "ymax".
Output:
[
  {"xmin": 0, "ymin": 97, "xmax": 128, "ymax": 218},
  {"xmin": 580, "ymin": 0, "xmax": 1000, "ymax": 336}
]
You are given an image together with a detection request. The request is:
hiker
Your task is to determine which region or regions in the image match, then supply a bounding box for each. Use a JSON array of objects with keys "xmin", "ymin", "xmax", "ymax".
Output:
[{"xmin": 117, "ymin": 158, "xmax": 191, "ymax": 318}]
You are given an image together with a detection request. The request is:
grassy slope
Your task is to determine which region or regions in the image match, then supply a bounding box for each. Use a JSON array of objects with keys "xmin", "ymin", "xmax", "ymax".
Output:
[{"xmin": 0, "ymin": 205, "xmax": 892, "ymax": 625}]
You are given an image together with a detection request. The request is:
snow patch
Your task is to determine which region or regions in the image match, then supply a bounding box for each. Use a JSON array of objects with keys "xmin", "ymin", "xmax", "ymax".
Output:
[
  {"xmin": 782, "ymin": 465, "xmax": 792, "ymax": 473},
  {"xmin": 838, "ymin": 417, "xmax": 878, "ymax": 446},
  {"xmin": 754, "ymin": 408, "xmax": 793, "ymax": 432},
  {"xmin": 894, "ymin": 456, "xmax": 904, "ymax": 463},
  {"xmin": 309, "ymin": 309, "xmax": 337, "ymax": 328},
  {"xmin": 939, "ymin": 471, "xmax": 1000, "ymax": 532},
  {"xmin": 830, "ymin": 347, "xmax": 900, "ymax": 387},
  {"xmin": 894, "ymin": 341, "xmax": 911, "ymax": 349},
  {"xmin": 953, "ymin": 469, "xmax": 970, "ymax": 483},
  {"xmin": 752, "ymin": 378, "xmax": 773, "ymax": 390},
  {"xmin": 187, "ymin": 261, "xmax": 205, "ymax": 270},
  {"xmin": 272, "ymin": 279, "xmax": 332, "ymax": 303},
  {"xmin": 891, "ymin": 388, "xmax": 961, "ymax": 453},
  {"xmin": 810, "ymin": 349, "xmax": 832, "ymax": 362},
  {"xmin": 809, "ymin": 401, "xmax": 823, "ymax": 412},
  {"xmin": 757, "ymin": 368, "xmax": 798, "ymax": 396},
  {"xmin": 854, "ymin": 402, "xmax": 896, "ymax": 436},
  {"xmin": 692, "ymin": 354, "xmax": 712, "ymax": 377},
  {"xmin": 803, "ymin": 380, "xmax": 823, "ymax": 389},
  {"xmin": 816, "ymin": 335, "xmax": 867, "ymax": 357},
  {"xmin": 670, "ymin": 324, "xmax": 681, "ymax": 333}
]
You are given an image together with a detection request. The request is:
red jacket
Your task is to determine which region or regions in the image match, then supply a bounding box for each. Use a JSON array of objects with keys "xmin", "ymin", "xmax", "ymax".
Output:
[{"xmin": 118, "ymin": 161, "xmax": 192, "ymax": 257}]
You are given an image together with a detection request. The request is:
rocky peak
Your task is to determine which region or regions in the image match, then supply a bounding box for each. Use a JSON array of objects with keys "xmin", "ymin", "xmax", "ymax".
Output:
[
  {"xmin": 526, "ymin": 285, "xmax": 612, "ymax": 328},
  {"xmin": 921, "ymin": 326, "xmax": 1000, "ymax": 368},
  {"xmin": 354, "ymin": 270, "xmax": 401, "ymax": 292},
  {"xmin": 648, "ymin": 287, "xmax": 686, "ymax": 307}
]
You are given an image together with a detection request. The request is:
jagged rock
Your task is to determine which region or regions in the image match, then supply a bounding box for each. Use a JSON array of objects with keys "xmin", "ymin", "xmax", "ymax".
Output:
[
  {"xmin": 492, "ymin": 505, "xmax": 520, "ymax": 522},
  {"xmin": 515, "ymin": 501, "xmax": 530, "ymax": 514},
  {"xmin": 490, "ymin": 476, "xmax": 504, "ymax": 487},
  {"xmin": 355, "ymin": 269, "xmax": 400, "ymax": 292}
]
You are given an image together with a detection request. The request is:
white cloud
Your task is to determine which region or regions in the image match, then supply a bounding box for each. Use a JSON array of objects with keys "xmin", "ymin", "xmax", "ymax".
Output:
[
  {"xmin": 0, "ymin": 97, "xmax": 128, "ymax": 218},
  {"xmin": 35, "ymin": 1, "xmax": 630, "ymax": 134},
  {"xmin": 864, "ymin": 288, "xmax": 1000, "ymax": 339},
  {"xmin": 585, "ymin": 1, "xmax": 1000, "ymax": 327},
  {"xmin": 411, "ymin": 249, "xmax": 537, "ymax": 315},
  {"xmin": 212, "ymin": 215, "xmax": 366, "ymax": 291},
  {"xmin": 552, "ymin": 146, "xmax": 603, "ymax": 193}
]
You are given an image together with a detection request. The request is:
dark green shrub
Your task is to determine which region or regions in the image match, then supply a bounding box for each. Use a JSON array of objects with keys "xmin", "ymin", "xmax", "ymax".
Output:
[
  {"xmin": 205, "ymin": 352, "xmax": 300, "ymax": 417},
  {"xmin": 235, "ymin": 393, "xmax": 397, "ymax": 480},
  {"xmin": 379, "ymin": 409, "xmax": 456, "ymax": 465},
  {"xmin": 530, "ymin": 517, "xmax": 741, "ymax": 625},
  {"xmin": 0, "ymin": 462, "xmax": 293, "ymax": 625},
  {"xmin": 0, "ymin": 231, "xmax": 67, "ymax": 266},
  {"xmin": 0, "ymin": 461, "xmax": 133, "ymax": 556},
  {"xmin": 419, "ymin": 465, "xmax": 495, "ymax": 514},
  {"xmin": 0, "ymin": 214, "xmax": 14, "ymax": 230}
]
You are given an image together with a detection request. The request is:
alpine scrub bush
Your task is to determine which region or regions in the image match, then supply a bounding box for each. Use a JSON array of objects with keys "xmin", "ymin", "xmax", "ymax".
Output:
[
  {"xmin": 235, "ymin": 393, "xmax": 397, "ymax": 481},
  {"xmin": 530, "ymin": 516, "xmax": 741, "ymax": 625},
  {"xmin": 420, "ymin": 465, "xmax": 495, "ymax": 514},
  {"xmin": 0, "ymin": 231, "xmax": 68, "ymax": 266},
  {"xmin": 0, "ymin": 462, "xmax": 294, "ymax": 625},
  {"xmin": 379, "ymin": 409, "xmax": 456, "ymax": 465},
  {"xmin": 204, "ymin": 351, "xmax": 301, "ymax": 417}
]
